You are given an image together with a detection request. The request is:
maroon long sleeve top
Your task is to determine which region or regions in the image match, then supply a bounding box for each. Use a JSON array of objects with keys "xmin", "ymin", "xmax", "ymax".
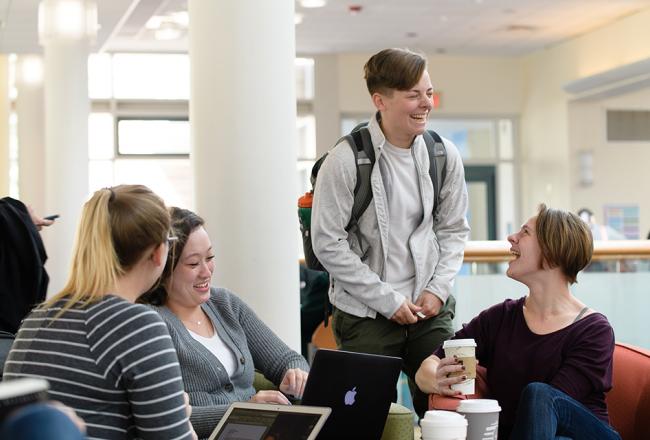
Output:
[{"xmin": 434, "ymin": 297, "xmax": 615, "ymax": 438}]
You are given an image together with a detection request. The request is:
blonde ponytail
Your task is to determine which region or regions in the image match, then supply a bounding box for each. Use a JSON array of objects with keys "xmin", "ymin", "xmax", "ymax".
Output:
[{"xmin": 44, "ymin": 185, "xmax": 169, "ymax": 314}]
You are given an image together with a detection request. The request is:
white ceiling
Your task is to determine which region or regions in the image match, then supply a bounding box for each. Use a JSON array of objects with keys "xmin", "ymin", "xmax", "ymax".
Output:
[{"xmin": 1, "ymin": 0, "xmax": 650, "ymax": 56}]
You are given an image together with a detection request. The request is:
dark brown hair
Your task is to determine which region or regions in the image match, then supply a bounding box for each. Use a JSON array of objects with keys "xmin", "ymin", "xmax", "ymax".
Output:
[
  {"xmin": 139, "ymin": 207, "xmax": 205, "ymax": 305},
  {"xmin": 364, "ymin": 48, "xmax": 427, "ymax": 96},
  {"xmin": 535, "ymin": 203, "xmax": 593, "ymax": 284}
]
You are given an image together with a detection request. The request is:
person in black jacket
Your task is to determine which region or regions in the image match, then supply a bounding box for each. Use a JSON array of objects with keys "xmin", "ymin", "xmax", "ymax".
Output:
[{"xmin": 0, "ymin": 197, "xmax": 54, "ymax": 334}]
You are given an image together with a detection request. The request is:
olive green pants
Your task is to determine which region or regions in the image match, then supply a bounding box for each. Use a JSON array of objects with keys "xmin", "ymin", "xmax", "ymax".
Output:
[{"xmin": 331, "ymin": 295, "xmax": 456, "ymax": 418}]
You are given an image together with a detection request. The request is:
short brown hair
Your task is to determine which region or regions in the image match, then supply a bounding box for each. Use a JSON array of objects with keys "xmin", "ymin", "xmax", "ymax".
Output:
[
  {"xmin": 364, "ymin": 48, "xmax": 427, "ymax": 95},
  {"xmin": 535, "ymin": 204, "xmax": 593, "ymax": 284}
]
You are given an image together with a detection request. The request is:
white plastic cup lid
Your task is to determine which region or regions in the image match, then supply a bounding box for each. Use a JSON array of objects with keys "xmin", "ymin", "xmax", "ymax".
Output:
[
  {"xmin": 442, "ymin": 338, "xmax": 477, "ymax": 349},
  {"xmin": 456, "ymin": 399, "xmax": 501, "ymax": 413},
  {"xmin": 422, "ymin": 410, "xmax": 468, "ymax": 427},
  {"xmin": 0, "ymin": 377, "xmax": 49, "ymax": 400}
]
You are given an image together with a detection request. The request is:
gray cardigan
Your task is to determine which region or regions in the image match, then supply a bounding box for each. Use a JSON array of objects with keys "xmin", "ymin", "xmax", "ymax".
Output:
[{"xmin": 151, "ymin": 287, "xmax": 309, "ymax": 439}]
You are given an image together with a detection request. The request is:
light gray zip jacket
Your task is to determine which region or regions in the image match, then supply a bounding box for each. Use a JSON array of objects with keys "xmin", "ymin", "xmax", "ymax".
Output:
[{"xmin": 311, "ymin": 114, "xmax": 470, "ymax": 319}]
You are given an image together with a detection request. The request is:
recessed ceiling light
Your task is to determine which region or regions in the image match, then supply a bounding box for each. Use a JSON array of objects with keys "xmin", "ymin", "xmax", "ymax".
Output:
[
  {"xmin": 146, "ymin": 16, "xmax": 163, "ymax": 30},
  {"xmin": 154, "ymin": 24, "xmax": 181, "ymax": 40},
  {"xmin": 300, "ymin": 0, "xmax": 327, "ymax": 7},
  {"xmin": 170, "ymin": 11, "xmax": 189, "ymax": 27}
]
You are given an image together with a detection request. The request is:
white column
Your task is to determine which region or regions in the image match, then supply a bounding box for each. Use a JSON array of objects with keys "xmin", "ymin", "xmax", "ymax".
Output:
[
  {"xmin": 16, "ymin": 56, "xmax": 45, "ymax": 212},
  {"xmin": 189, "ymin": 0, "xmax": 301, "ymax": 349},
  {"xmin": 39, "ymin": 0, "xmax": 96, "ymax": 295}
]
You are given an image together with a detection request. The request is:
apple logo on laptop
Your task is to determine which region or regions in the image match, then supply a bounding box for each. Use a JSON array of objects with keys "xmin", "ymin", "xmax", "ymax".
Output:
[{"xmin": 344, "ymin": 387, "xmax": 357, "ymax": 405}]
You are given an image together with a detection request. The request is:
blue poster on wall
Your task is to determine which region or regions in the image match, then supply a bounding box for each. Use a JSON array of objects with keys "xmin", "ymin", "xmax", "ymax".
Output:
[{"xmin": 603, "ymin": 205, "xmax": 640, "ymax": 239}]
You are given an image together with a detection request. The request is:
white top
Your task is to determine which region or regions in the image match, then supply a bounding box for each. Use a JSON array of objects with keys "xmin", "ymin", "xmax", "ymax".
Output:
[
  {"xmin": 189, "ymin": 329, "xmax": 238, "ymax": 378},
  {"xmin": 378, "ymin": 140, "xmax": 422, "ymax": 298}
]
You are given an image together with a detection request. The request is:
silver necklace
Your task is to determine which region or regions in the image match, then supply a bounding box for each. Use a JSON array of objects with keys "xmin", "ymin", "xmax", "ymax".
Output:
[{"xmin": 184, "ymin": 317, "xmax": 204, "ymax": 326}]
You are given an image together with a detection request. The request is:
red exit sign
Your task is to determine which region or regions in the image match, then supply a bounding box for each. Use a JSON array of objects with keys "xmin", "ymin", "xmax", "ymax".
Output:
[{"xmin": 432, "ymin": 91, "xmax": 441, "ymax": 109}]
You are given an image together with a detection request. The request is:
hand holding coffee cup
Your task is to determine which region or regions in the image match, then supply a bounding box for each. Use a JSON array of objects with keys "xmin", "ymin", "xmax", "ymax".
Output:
[
  {"xmin": 442, "ymin": 339, "xmax": 478, "ymax": 395},
  {"xmin": 433, "ymin": 356, "xmax": 468, "ymax": 396}
]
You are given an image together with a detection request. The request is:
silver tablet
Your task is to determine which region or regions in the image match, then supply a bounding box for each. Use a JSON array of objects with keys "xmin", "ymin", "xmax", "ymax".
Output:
[{"xmin": 208, "ymin": 401, "xmax": 331, "ymax": 440}]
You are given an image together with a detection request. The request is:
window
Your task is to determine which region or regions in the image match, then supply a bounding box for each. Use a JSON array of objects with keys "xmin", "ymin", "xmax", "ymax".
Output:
[
  {"xmin": 117, "ymin": 118, "xmax": 190, "ymax": 155},
  {"xmin": 87, "ymin": 53, "xmax": 317, "ymax": 212},
  {"xmin": 112, "ymin": 53, "xmax": 190, "ymax": 100}
]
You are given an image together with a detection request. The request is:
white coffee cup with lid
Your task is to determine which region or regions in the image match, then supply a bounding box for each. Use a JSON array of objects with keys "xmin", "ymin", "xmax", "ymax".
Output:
[
  {"xmin": 420, "ymin": 410, "xmax": 467, "ymax": 440},
  {"xmin": 442, "ymin": 339, "xmax": 477, "ymax": 395},
  {"xmin": 456, "ymin": 399, "xmax": 501, "ymax": 440}
]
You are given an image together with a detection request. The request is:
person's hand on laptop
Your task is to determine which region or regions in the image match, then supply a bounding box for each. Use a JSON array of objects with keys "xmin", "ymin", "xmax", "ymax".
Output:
[
  {"xmin": 279, "ymin": 368, "xmax": 308, "ymax": 399},
  {"xmin": 249, "ymin": 390, "xmax": 292, "ymax": 405}
]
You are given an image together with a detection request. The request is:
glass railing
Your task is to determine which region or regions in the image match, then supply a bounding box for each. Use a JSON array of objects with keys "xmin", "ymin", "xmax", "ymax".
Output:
[{"xmin": 454, "ymin": 240, "xmax": 650, "ymax": 349}]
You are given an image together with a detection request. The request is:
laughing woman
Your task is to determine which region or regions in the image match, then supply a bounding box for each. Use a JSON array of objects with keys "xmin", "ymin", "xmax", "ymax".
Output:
[
  {"xmin": 415, "ymin": 204, "xmax": 621, "ymax": 440},
  {"xmin": 140, "ymin": 207, "xmax": 309, "ymax": 439}
]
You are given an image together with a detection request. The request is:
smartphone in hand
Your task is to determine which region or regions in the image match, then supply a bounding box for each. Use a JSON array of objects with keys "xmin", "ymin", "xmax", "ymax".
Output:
[{"xmin": 43, "ymin": 214, "xmax": 60, "ymax": 221}]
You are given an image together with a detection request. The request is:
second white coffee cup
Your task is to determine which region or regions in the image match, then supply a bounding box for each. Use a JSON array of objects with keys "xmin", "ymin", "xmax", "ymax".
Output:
[{"xmin": 420, "ymin": 410, "xmax": 467, "ymax": 440}]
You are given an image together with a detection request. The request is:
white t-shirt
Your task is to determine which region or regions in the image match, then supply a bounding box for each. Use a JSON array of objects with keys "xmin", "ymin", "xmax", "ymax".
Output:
[
  {"xmin": 378, "ymin": 140, "xmax": 422, "ymax": 298},
  {"xmin": 188, "ymin": 329, "xmax": 238, "ymax": 378}
]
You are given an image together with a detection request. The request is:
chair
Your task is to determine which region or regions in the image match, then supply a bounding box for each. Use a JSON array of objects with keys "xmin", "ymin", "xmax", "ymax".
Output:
[
  {"xmin": 606, "ymin": 343, "xmax": 650, "ymax": 440},
  {"xmin": 311, "ymin": 320, "xmax": 337, "ymax": 350},
  {"xmin": 428, "ymin": 342, "xmax": 650, "ymax": 440},
  {"xmin": 309, "ymin": 321, "xmax": 415, "ymax": 440}
]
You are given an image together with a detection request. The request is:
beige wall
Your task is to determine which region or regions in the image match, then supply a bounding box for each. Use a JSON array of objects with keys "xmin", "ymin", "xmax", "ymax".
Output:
[
  {"xmin": 520, "ymin": 8, "xmax": 650, "ymax": 217},
  {"xmin": 569, "ymin": 87, "xmax": 650, "ymax": 239},
  {"xmin": 336, "ymin": 53, "xmax": 524, "ymax": 116}
]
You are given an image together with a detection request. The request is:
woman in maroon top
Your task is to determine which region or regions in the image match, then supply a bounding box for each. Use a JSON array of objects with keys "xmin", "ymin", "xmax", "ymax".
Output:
[{"xmin": 415, "ymin": 204, "xmax": 621, "ymax": 440}]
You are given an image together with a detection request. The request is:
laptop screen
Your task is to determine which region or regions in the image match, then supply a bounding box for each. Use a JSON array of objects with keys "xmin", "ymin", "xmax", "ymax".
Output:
[{"xmin": 208, "ymin": 403, "xmax": 330, "ymax": 440}]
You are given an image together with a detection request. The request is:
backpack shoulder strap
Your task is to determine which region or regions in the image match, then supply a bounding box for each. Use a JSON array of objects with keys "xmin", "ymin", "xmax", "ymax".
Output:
[
  {"xmin": 347, "ymin": 125, "xmax": 375, "ymax": 230},
  {"xmin": 422, "ymin": 130, "xmax": 447, "ymax": 218}
]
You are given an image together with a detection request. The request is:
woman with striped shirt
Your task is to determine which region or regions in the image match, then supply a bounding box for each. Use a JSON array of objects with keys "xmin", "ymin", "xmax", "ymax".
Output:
[{"xmin": 3, "ymin": 185, "xmax": 196, "ymax": 440}]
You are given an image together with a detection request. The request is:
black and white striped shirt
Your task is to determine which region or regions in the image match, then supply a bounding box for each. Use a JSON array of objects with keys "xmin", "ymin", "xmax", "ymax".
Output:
[{"xmin": 4, "ymin": 295, "xmax": 194, "ymax": 440}]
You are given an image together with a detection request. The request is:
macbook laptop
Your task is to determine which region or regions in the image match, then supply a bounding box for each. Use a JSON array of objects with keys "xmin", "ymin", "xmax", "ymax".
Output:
[
  {"xmin": 208, "ymin": 402, "xmax": 331, "ymax": 440},
  {"xmin": 301, "ymin": 349, "xmax": 402, "ymax": 440}
]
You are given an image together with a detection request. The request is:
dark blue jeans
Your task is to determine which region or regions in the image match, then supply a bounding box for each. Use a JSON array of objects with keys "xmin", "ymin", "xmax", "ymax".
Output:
[
  {"xmin": 0, "ymin": 403, "xmax": 85, "ymax": 440},
  {"xmin": 510, "ymin": 382, "xmax": 621, "ymax": 440}
]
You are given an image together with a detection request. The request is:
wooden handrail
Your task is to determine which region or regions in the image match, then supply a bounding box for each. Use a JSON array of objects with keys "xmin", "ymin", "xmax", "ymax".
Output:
[
  {"xmin": 300, "ymin": 240, "xmax": 650, "ymax": 265},
  {"xmin": 464, "ymin": 240, "xmax": 650, "ymax": 263}
]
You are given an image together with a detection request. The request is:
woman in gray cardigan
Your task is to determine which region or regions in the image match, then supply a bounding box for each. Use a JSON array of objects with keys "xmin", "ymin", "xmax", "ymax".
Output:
[{"xmin": 140, "ymin": 207, "xmax": 309, "ymax": 439}]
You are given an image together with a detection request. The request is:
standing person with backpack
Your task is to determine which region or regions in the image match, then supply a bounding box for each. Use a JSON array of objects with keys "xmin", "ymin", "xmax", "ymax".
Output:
[{"xmin": 310, "ymin": 48, "xmax": 470, "ymax": 417}]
